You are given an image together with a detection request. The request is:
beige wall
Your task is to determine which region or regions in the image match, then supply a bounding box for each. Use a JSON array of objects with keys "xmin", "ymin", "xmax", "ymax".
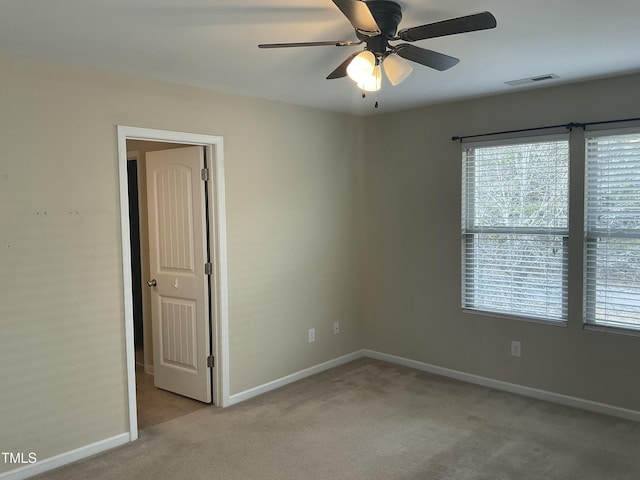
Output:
[
  {"xmin": 0, "ymin": 53, "xmax": 364, "ymax": 472},
  {"xmin": 2, "ymin": 49, "xmax": 640, "ymax": 476},
  {"xmin": 361, "ymin": 73, "xmax": 640, "ymax": 411}
]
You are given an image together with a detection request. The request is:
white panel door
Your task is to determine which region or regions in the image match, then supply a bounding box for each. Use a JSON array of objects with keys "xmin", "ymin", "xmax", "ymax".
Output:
[{"xmin": 146, "ymin": 146, "xmax": 211, "ymax": 403}]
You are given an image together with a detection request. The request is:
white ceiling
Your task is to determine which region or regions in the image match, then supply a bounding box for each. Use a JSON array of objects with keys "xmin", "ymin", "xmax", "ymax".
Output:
[{"xmin": 1, "ymin": 0, "xmax": 639, "ymax": 115}]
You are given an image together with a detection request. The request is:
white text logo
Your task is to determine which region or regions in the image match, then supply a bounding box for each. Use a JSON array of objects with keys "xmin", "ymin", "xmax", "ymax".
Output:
[{"xmin": 1, "ymin": 452, "xmax": 37, "ymax": 464}]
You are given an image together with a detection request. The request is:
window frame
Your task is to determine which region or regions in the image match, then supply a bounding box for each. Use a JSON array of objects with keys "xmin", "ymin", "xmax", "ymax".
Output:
[
  {"xmin": 461, "ymin": 134, "xmax": 570, "ymax": 324},
  {"xmin": 583, "ymin": 126, "xmax": 640, "ymax": 333}
]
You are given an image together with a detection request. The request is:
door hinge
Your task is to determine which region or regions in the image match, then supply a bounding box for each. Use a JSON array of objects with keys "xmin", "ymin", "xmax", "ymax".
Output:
[
  {"xmin": 207, "ymin": 355, "xmax": 215, "ymax": 368},
  {"xmin": 204, "ymin": 262, "xmax": 213, "ymax": 275},
  {"xmin": 201, "ymin": 168, "xmax": 210, "ymax": 181}
]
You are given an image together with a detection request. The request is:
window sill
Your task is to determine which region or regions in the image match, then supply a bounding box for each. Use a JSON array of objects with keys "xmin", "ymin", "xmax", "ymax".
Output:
[
  {"xmin": 584, "ymin": 323, "xmax": 640, "ymax": 338},
  {"xmin": 462, "ymin": 309, "xmax": 568, "ymax": 328}
]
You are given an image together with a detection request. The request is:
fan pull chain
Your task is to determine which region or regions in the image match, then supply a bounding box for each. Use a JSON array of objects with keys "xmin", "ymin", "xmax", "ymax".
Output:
[{"xmin": 374, "ymin": 66, "xmax": 380, "ymax": 108}]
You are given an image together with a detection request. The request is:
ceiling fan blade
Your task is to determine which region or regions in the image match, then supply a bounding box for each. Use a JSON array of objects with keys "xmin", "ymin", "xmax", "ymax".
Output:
[
  {"xmin": 326, "ymin": 51, "xmax": 361, "ymax": 79},
  {"xmin": 395, "ymin": 44, "xmax": 459, "ymax": 71},
  {"xmin": 259, "ymin": 40, "xmax": 360, "ymax": 48},
  {"xmin": 332, "ymin": 0, "xmax": 381, "ymax": 36},
  {"xmin": 397, "ymin": 11, "xmax": 496, "ymax": 42}
]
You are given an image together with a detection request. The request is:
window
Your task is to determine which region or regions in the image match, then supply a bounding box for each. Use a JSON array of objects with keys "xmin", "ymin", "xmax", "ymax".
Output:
[
  {"xmin": 585, "ymin": 129, "xmax": 640, "ymax": 331},
  {"xmin": 462, "ymin": 136, "xmax": 569, "ymax": 322}
]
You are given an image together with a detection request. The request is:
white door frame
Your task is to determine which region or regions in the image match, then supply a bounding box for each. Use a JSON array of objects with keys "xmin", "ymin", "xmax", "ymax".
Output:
[{"xmin": 117, "ymin": 126, "xmax": 230, "ymax": 441}]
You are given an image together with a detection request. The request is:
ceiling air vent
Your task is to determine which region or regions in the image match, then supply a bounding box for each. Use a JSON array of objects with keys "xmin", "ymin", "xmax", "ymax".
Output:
[{"xmin": 505, "ymin": 74, "xmax": 559, "ymax": 87}]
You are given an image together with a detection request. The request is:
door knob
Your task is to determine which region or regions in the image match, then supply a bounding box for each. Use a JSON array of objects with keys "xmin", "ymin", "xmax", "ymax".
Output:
[{"xmin": 146, "ymin": 279, "xmax": 157, "ymax": 287}]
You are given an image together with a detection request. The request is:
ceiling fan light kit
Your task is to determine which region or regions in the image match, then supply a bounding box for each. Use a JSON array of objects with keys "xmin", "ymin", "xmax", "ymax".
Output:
[
  {"xmin": 357, "ymin": 64, "xmax": 382, "ymax": 92},
  {"xmin": 259, "ymin": 0, "xmax": 496, "ymax": 106},
  {"xmin": 383, "ymin": 53, "xmax": 413, "ymax": 86},
  {"xmin": 346, "ymin": 50, "xmax": 383, "ymax": 91},
  {"xmin": 347, "ymin": 50, "xmax": 376, "ymax": 84}
]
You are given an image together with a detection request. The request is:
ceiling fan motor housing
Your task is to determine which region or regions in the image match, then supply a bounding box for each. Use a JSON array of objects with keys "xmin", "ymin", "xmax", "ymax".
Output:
[{"xmin": 357, "ymin": 0, "xmax": 402, "ymax": 55}]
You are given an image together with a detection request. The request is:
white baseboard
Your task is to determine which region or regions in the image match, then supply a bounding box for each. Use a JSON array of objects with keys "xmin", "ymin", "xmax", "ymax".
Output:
[
  {"xmin": 227, "ymin": 351, "xmax": 364, "ymax": 406},
  {"xmin": 229, "ymin": 348, "xmax": 639, "ymax": 422},
  {"xmin": 0, "ymin": 433, "xmax": 130, "ymax": 480},
  {"xmin": 362, "ymin": 349, "xmax": 640, "ymax": 423}
]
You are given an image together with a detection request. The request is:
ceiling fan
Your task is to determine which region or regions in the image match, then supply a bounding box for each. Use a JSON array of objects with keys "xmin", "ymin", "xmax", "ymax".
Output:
[{"xmin": 259, "ymin": 0, "xmax": 496, "ymax": 97}]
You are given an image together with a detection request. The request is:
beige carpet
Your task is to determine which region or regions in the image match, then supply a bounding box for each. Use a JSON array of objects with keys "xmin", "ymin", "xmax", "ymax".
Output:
[{"xmin": 35, "ymin": 358, "xmax": 640, "ymax": 479}]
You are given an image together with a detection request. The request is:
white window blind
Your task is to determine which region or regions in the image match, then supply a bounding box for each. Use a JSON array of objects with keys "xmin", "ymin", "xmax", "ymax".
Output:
[
  {"xmin": 462, "ymin": 137, "xmax": 569, "ymax": 321},
  {"xmin": 585, "ymin": 130, "xmax": 640, "ymax": 330}
]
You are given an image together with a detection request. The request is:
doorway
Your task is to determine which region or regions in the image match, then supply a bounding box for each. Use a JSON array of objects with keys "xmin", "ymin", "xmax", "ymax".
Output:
[
  {"xmin": 127, "ymin": 144, "xmax": 209, "ymax": 429},
  {"xmin": 117, "ymin": 127, "xmax": 230, "ymax": 441}
]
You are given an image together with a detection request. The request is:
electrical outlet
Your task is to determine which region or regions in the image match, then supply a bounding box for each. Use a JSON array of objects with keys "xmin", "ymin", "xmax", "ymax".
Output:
[
  {"xmin": 308, "ymin": 328, "xmax": 315, "ymax": 343},
  {"xmin": 511, "ymin": 340, "xmax": 521, "ymax": 357},
  {"xmin": 333, "ymin": 322, "xmax": 340, "ymax": 335}
]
